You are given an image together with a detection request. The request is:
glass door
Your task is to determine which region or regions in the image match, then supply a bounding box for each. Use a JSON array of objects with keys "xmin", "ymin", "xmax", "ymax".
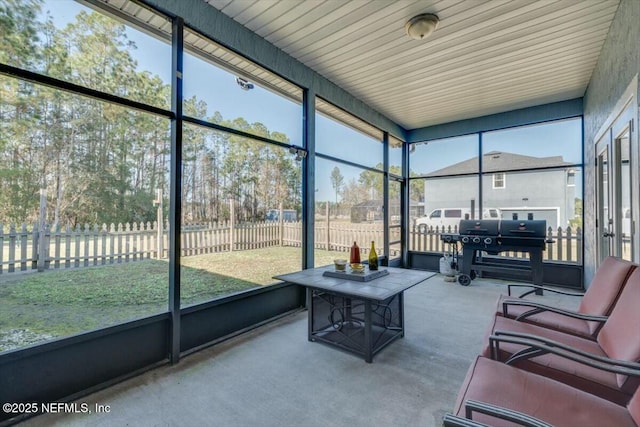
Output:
[
  {"xmin": 596, "ymin": 135, "xmax": 613, "ymax": 264},
  {"xmin": 596, "ymin": 101, "xmax": 636, "ymax": 265},
  {"xmin": 613, "ymin": 124, "xmax": 634, "ymax": 261}
]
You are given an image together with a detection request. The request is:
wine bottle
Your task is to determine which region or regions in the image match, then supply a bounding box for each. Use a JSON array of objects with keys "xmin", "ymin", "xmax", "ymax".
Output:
[
  {"xmin": 368, "ymin": 241, "xmax": 378, "ymax": 271},
  {"xmin": 350, "ymin": 241, "xmax": 360, "ymax": 264}
]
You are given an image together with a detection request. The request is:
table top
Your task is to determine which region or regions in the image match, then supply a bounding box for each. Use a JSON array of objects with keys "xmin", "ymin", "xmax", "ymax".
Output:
[{"xmin": 274, "ymin": 266, "xmax": 435, "ymax": 301}]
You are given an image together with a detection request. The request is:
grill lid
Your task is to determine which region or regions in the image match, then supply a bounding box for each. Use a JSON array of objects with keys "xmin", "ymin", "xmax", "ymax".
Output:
[
  {"xmin": 458, "ymin": 219, "xmax": 500, "ymax": 236},
  {"xmin": 499, "ymin": 220, "xmax": 547, "ymax": 238}
]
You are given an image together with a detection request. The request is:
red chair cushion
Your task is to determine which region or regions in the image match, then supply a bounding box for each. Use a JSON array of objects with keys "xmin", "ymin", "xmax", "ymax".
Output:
[
  {"xmin": 484, "ymin": 315, "xmax": 629, "ymax": 404},
  {"xmin": 454, "ymin": 356, "xmax": 636, "ymax": 427},
  {"xmin": 496, "ymin": 294, "xmax": 593, "ymax": 338},
  {"xmin": 629, "ymin": 388, "xmax": 640, "ymax": 426},
  {"xmin": 495, "ymin": 257, "xmax": 635, "ymax": 337},
  {"xmin": 597, "ymin": 268, "xmax": 640, "ymax": 392},
  {"xmin": 579, "ymin": 257, "xmax": 636, "ymax": 335}
]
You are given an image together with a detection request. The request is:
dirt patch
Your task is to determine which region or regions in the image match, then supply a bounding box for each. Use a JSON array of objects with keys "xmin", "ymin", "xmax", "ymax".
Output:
[{"xmin": 0, "ymin": 328, "xmax": 55, "ymax": 352}]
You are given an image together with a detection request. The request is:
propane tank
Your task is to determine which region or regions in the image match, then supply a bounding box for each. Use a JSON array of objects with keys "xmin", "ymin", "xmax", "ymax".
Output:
[{"xmin": 439, "ymin": 255, "xmax": 454, "ymax": 276}]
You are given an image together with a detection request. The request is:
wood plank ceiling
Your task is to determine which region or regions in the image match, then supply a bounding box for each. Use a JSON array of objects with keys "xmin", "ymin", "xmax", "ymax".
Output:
[{"xmin": 205, "ymin": 0, "xmax": 620, "ymax": 130}]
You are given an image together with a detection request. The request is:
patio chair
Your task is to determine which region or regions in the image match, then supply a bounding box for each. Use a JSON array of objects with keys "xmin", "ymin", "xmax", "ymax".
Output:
[
  {"xmin": 446, "ymin": 355, "xmax": 640, "ymax": 427},
  {"xmin": 482, "ymin": 267, "xmax": 640, "ymax": 405},
  {"xmin": 495, "ymin": 256, "xmax": 636, "ymax": 338}
]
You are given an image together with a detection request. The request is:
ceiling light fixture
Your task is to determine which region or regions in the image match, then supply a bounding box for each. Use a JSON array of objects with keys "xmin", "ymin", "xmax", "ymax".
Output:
[{"xmin": 405, "ymin": 13, "xmax": 439, "ymax": 40}]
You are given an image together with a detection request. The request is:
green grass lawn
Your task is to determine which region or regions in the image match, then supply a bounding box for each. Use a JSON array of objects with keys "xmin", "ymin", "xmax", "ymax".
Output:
[{"xmin": 0, "ymin": 247, "xmax": 346, "ymax": 352}]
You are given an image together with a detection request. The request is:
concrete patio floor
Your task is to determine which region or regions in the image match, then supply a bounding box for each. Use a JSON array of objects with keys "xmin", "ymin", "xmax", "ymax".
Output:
[{"xmin": 19, "ymin": 274, "xmax": 578, "ymax": 427}]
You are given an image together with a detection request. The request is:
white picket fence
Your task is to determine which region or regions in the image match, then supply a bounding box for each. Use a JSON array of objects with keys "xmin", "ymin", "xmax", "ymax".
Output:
[
  {"xmin": 0, "ymin": 221, "xmax": 581, "ymax": 274},
  {"xmin": 0, "ymin": 220, "xmax": 383, "ymax": 274}
]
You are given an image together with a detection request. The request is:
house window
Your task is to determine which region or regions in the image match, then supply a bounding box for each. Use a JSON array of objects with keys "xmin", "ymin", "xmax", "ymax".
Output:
[
  {"xmin": 493, "ymin": 173, "xmax": 506, "ymax": 189},
  {"xmin": 567, "ymin": 169, "xmax": 576, "ymax": 186}
]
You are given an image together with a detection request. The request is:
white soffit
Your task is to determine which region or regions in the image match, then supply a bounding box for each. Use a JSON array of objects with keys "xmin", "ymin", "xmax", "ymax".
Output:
[{"xmin": 206, "ymin": 0, "xmax": 620, "ymax": 130}]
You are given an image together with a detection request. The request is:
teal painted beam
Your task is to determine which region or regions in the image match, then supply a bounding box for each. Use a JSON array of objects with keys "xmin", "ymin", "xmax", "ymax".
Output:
[{"xmin": 407, "ymin": 98, "xmax": 583, "ymax": 143}]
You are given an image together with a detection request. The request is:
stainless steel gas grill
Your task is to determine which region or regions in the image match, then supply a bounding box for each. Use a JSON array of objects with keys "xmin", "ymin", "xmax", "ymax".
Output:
[
  {"xmin": 498, "ymin": 219, "xmax": 548, "ymax": 249},
  {"xmin": 456, "ymin": 219, "xmax": 548, "ymax": 287},
  {"xmin": 458, "ymin": 219, "xmax": 500, "ymax": 249}
]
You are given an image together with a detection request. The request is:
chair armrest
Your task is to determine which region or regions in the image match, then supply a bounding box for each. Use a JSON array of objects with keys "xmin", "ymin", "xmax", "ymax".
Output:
[
  {"xmin": 501, "ymin": 299, "xmax": 608, "ymax": 323},
  {"xmin": 442, "ymin": 401, "xmax": 554, "ymax": 427},
  {"xmin": 489, "ymin": 331, "xmax": 640, "ymax": 375},
  {"xmin": 507, "ymin": 283, "xmax": 585, "ymax": 298},
  {"xmin": 442, "ymin": 414, "xmax": 488, "ymax": 427},
  {"xmin": 465, "ymin": 400, "xmax": 553, "ymax": 427}
]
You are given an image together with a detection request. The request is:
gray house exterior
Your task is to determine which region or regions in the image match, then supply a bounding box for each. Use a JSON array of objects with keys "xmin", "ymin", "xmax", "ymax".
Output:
[{"xmin": 423, "ymin": 151, "xmax": 577, "ymax": 229}]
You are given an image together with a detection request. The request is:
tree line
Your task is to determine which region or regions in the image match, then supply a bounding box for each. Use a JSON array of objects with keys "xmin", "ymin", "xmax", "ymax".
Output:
[
  {"xmin": 0, "ymin": 1, "xmax": 300, "ymax": 226},
  {"xmin": 330, "ymin": 164, "xmax": 424, "ymax": 208}
]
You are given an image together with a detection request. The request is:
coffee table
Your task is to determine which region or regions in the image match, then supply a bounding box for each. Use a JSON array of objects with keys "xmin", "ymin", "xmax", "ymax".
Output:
[{"xmin": 274, "ymin": 266, "xmax": 435, "ymax": 362}]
